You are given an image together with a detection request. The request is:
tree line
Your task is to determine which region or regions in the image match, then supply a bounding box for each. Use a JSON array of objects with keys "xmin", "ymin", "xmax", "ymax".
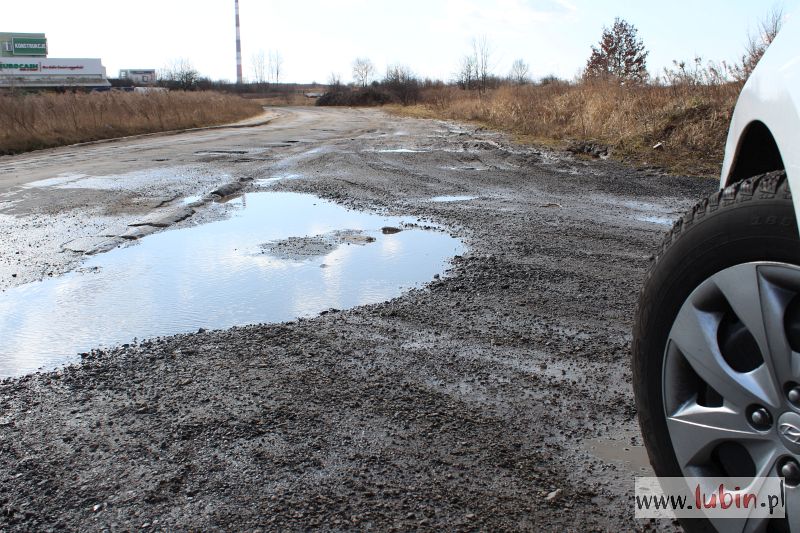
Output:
[
  {"xmin": 318, "ymin": 5, "xmax": 783, "ymax": 106},
  {"xmin": 153, "ymin": 7, "xmax": 782, "ymax": 95}
]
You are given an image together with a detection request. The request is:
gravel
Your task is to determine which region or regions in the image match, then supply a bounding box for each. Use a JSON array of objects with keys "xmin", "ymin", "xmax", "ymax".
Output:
[{"xmin": 0, "ymin": 108, "xmax": 716, "ymax": 531}]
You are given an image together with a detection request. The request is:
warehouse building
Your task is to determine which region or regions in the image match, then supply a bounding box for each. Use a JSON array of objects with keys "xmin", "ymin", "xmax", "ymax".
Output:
[
  {"xmin": 119, "ymin": 69, "xmax": 157, "ymax": 86},
  {"xmin": 0, "ymin": 32, "xmax": 110, "ymax": 89}
]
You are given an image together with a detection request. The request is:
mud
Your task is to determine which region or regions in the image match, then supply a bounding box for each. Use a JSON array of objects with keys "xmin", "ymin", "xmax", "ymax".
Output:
[{"xmin": 0, "ymin": 107, "xmax": 715, "ymax": 531}]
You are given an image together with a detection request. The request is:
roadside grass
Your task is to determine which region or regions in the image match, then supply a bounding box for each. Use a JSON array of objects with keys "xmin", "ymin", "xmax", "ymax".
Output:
[
  {"xmin": 0, "ymin": 91, "xmax": 264, "ymax": 155},
  {"xmin": 245, "ymin": 93, "xmax": 317, "ymax": 107},
  {"xmin": 389, "ymin": 82, "xmax": 741, "ymax": 177}
]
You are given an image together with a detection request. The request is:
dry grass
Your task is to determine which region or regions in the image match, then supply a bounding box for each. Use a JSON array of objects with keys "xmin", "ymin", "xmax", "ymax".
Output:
[
  {"xmin": 245, "ymin": 93, "xmax": 318, "ymax": 107},
  {"xmin": 391, "ymin": 82, "xmax": 741, "ymax": 177},
  {"xmin": 0, "ymin": 91, "xmax": 264, "ymax": 155}
]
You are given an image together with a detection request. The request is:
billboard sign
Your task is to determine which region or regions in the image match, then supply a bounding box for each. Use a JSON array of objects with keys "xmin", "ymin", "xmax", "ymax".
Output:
[
  {"xmin": 12, "ymin": 38, "xmax": 47, "ymax": 56},
  {"xmin": 0, "ymin": 58, "xmax": 105, "ymax": 77}
]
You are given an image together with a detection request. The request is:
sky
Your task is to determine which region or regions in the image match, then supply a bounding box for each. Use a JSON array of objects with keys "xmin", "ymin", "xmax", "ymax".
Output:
[{"xmin": 5, "ymin": 0, "xmax": 800, "ymax": 84}]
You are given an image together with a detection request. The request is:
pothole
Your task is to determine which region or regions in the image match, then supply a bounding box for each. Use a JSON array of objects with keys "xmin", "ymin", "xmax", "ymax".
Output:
[
  {"xmin": 376, "ymin": 149, "xmax": 429, "ymax": 153},
  {"xmin": 430, "ymin": 195, "xmax": 477, "ymax": 203},
  {"xmin": 583, "ymin": 435, "xmax": 652, "ymax": 475},
  {"xmin": 0, "ymin": 191, "xmax": 464, "ymax": 377},
  {"xmin": 634, "ymin": 215, "xmax": 674, "ymax": 226}
]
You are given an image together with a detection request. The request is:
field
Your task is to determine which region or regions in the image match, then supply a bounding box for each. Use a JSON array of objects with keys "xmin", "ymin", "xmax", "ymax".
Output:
[
  {"xmin": 0, "ymin": 91, "xmax": 264, "ymax": 155},
  {"xmin": 390, "ymin": 81, "xmax": 742, "ymax": 177}
]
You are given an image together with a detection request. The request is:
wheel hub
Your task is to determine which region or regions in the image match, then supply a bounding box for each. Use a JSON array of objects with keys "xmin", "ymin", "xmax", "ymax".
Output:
[
  {"xmin": 662, "ymin": 262, "xmax": 800, "ymax": 527},
  {"xmin": 779, "ymin": 412, "xmax": 800, "ymax": 449}
]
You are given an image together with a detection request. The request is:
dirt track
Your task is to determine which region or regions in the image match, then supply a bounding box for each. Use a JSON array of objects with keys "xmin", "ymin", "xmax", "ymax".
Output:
[{"xmin": 0, "ymin": 107, "xmax": 715, "ymax": 531}]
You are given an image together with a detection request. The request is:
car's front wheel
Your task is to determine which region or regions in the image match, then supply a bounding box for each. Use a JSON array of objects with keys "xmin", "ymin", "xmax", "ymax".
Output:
[{"xmin": 633, "ymin": 171, "xmax": 800, "ymax": 532}]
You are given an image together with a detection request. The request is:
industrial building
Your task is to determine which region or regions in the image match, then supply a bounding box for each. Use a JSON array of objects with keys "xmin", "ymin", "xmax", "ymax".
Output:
[
  {"xmin": 119, "ymin": 69, "xmax": 157, "ymax": 86},
  {"xmin": 0, "ymin": 32, "xmax": 110, "ymax": 89}
]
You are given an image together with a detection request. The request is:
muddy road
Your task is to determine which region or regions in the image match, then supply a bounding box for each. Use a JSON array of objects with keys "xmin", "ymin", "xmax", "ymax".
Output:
[{"xmin": 0, "ymin": 107, "xmax": 715, "ymax": 531}]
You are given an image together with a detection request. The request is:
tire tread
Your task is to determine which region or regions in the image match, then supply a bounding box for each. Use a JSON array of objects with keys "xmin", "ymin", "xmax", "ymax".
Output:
[{"xmin": 631, "ymin": 170, "xmax": 792, "ymax": 533}]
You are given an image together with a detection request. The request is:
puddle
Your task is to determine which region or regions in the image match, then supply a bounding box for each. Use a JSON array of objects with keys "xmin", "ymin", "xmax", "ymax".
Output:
[
  {"xmin": 602, "ymin": 198, "xmax": 681, "ymax": 227},
  {"xmin": 430, "ymin": 195, "xmax": 477, "ymax": 203},
  {"xmin": 23, "ymin": 173, "xmax": 88, "ymax": 188},
  {"xmin": 584, "ymin": 436, "xmax": 652, "ymax": 474},
  {"xmin": 256, "ymin": 173, "xmax": 302, "ymax": 187},
  {"xmin": 22, "ymin": 168, "xmax": 223, "ymax": 193},
  {"xmin": 182, "ymin": 195, "xmax": 203, "ymax": 205},
  {"xmin": 194, "ymin": 150, "xmax": 249, "ymax": 155},
  {"xmin": 0, "ymin": 192, "xmax": 464, "ymax": 377},
  {"xmin": 443, "ymin": 166, "xmax": 488, "ymax": 172},
  {"xmin": 634, "ymin": 215, "xmax": 675, "ymax": 226},
  {"xmin": 621, "ymin": 200, "xmax": 663, "ymax": 211}
]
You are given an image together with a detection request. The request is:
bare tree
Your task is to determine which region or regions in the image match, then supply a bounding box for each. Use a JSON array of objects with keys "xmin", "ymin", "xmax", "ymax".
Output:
[
  {"xmin": 328, "ymin": 72, "xmax": 342, "ymax": 88},
  {"xmin": 509, "ymin": 59, "xmax": 530, "ymax": 85},
  {"xmin": 456, "ymin": 54, "xmax": 476, "ymax": 90},
  {"xmin": 584, "ymin": 18, "xmax": 649, "ymax": 82},
  {"xmin": 251, "ymin": 50, "xmax": 268, "ymax": 86},
  {"xmin": 352, "ymin": 57, "xmax": 375, "ymax": 87},
  {"xmin": 159, "ymin": 58, "xmax": 200, "ymax": 90},
  {"xmin": 732, "ymin": 6, "xmax": 784, "ymax": 81},
  {"xmin": 269, "ymin": 50, "xmax": 283, "ymax": 84},
  {"xmin": 454, "ymin": 37, "xmax": 491, "ymax": 92},
  {"xmin": 472, "ymin": 36, "xmax": 492, "ymax": 93}
]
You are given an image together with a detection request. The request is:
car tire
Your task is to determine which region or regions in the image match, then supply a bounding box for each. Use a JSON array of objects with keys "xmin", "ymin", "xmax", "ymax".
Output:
[{"xmin": 633, "ymin": 171, "xmax": 799, "ymax": 533}]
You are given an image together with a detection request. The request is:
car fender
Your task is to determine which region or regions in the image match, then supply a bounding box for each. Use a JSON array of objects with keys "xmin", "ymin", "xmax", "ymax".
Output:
[{"xmin": 722, "ymin": 14, "xmax": 800, "ymax": 222}]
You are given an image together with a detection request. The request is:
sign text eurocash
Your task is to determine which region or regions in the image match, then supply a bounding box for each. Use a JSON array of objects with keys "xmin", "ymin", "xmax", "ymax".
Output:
[
  {"xmin": 12, "ymin": 38, "xmax": 47, "ymax": 56},
  {"xmin": 0, "ymin": 59, "xmax": 104, "ymax": 77},
  {"xmin": 0, "ymin": 62, "xmax": 38, "ymax": 70}
]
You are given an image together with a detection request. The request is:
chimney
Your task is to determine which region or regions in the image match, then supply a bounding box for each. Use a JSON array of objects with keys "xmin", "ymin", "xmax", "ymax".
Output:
[{"xmin": 235, "ymin": 0, "xmax": 243, "ymax": 84}]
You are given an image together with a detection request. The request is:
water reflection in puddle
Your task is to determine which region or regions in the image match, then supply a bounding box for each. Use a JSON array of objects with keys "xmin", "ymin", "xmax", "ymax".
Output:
[
  {"xmin": 255, "ymin": 173, "xmax": 302, "ymax": 187},
  {"xmin": 182, "ymin": 195, "xmax": 203, "ymax": 205},
  {"xmin": 376, "ymin": 149, "xmax": 428, "ymax": 153},
  {"xmin": 634, "ymin": 215, "xmax": 674, "ymax": 226},
  {"xmin": 0, "ymin": 192, "xmax": 464, "ymax": 377},
  {"xmin": 615, "ymin": 199, "xmax": 679, "ymax": 227},
  {"xmin": 430, "ymin": 195, "xmax": 477, "ymax": 203}
]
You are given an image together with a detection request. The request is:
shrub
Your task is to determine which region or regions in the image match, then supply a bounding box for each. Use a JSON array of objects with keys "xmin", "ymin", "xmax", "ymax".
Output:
[{"xmin": 398, "ymin": 80, "xmax": 741, "ymax": 176}]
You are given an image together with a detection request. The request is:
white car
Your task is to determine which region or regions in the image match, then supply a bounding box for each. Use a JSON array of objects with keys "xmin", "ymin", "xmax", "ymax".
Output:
[{"xmin": 632, "ymin": 14, "xmax": 800, "ymax": 533}]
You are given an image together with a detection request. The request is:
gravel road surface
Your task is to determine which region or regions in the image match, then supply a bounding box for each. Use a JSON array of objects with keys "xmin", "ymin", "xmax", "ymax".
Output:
[{"xmin": 0, "ymin": 107, "xmax": 716, "ymax": 531}]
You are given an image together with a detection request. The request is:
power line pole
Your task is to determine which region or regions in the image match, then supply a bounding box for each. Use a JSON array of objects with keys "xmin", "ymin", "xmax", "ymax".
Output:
[{"xmin": 235, "ymin": 0, "xmax": 243, "ymax": 84}]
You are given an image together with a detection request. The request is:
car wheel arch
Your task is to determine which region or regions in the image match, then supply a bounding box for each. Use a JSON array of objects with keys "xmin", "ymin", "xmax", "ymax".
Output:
[{"xmin": 724, "ymin": 120, "xmax": 785, "ymax": 187}]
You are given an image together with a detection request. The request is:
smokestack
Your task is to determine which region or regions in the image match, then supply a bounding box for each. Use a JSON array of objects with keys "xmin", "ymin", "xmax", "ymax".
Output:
[{"xmin": 235, "ymin": 0, "xmax": 243, "ymax": 84}]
